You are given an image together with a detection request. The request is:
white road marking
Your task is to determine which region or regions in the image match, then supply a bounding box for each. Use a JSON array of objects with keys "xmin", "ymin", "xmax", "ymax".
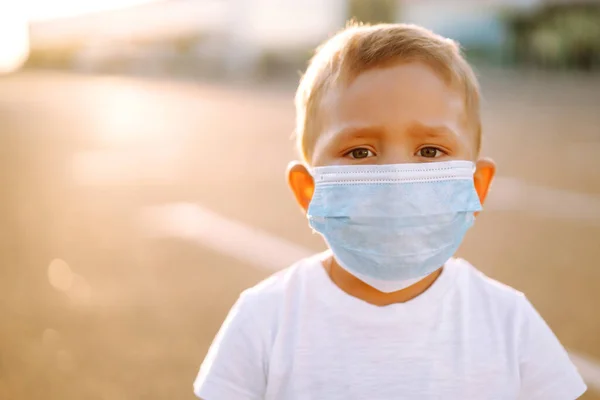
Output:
[
  {"xmin": 139, "ymin": 203, "xmax": 313, "ymax": 272},
  {"xmin": 139, "ymin": 175, "xmax": 600, "ymax": 392},
  {"xmin": 569, "ymin": 351, "xmax": 600, "ymax": 393},
  {"xmin": 488, "ymin": 177, "xmax": 600, "ymax": 226}
]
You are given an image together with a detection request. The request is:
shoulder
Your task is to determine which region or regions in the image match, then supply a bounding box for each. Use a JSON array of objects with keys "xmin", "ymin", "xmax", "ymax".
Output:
[
  {"xmin": 235, "ymin": 253, "xmax": 324, "ymax": 321},
  {"xmin": 449, "ymin": 260, "xmax": 587, "ymax": 399},
  {"xmin": 448, "ymin": 258, "xmax": 528, "ymax": 316},
  {"xmin": 193, "ymin": 256, "xmax": 325, "ymax": 400},
  {"xmin": 451, "ymin": 258, "xmax": 523, "ymax": 298}
]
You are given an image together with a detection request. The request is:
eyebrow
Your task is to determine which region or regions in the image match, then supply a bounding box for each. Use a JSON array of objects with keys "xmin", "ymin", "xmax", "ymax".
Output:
[
  {"xmin": 323, "ymin": 122, "xmax": 460, "ymax": 144},
  {"xmin": 321, "ymin": 124, "xmax": 385, "ymax": 145},
  {"xmin": 406, "ymin": 122, "xmax": 461, "ymax": 142}
]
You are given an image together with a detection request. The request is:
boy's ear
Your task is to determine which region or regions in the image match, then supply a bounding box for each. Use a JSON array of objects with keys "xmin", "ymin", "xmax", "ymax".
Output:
[
  {"xmin": 287, "ymin": 161, "xmax": 315, "ymax": 213},
  {"xmin": 474, "ymin": 158, "xmax": 496, "ymax": 210}
]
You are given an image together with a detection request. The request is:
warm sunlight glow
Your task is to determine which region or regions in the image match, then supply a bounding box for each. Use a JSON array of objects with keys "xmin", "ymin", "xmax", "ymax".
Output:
[
  {"xmin": 0, "ymin": 5, "xmax": 29, "ymax": 73},
  {"xmin": 0, "ymin": 0, "xmax": 160, "ymax": 73},
  {"xmin": 27, "ymin": 0, "xmax": 160, "ymax": 21}
]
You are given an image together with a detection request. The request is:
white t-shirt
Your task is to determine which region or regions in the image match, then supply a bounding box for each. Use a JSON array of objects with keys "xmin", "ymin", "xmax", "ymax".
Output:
[{"xmin": 194, "ymin": 253, "xmax": 587, "ymax": 400}]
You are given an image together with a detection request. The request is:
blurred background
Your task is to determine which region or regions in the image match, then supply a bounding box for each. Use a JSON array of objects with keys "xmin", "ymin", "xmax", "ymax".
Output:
[{"xmin": 1, "ymin": 0, "xmax": 600, "ymax": 399}]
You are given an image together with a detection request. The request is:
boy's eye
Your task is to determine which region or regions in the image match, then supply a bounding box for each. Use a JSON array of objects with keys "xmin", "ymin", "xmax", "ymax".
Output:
[
  {"xmin": 346, "ymin": 148, "xmax": 375, "ymax": 159},
  {"xmin": 418, "ymin": 147, "xmax": 445, "ymax": 158}
]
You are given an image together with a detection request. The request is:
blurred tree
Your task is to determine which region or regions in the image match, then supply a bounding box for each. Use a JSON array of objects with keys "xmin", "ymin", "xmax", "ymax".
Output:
[
  {"xmin": 505, "ymin": 4, "xmax": 600, "ymax": 71},
  {"xmin": 559, "ymin": 9, "xmax": 600, "ymax": 71}
]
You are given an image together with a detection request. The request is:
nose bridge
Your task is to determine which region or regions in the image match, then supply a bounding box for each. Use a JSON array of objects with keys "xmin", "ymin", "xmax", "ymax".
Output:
[{"xmin": 378, "ymin": 134, "xmax": 412, "ymax": 165}]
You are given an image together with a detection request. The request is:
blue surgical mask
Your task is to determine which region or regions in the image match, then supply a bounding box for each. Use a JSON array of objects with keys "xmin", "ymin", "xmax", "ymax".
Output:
[{"xmin": 307, "ymin": 160, "xmax": 482, "ymax": 292}]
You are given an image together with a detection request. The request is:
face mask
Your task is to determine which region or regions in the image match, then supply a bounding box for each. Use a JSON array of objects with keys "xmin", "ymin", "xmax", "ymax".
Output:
[{"xmin": 307, "ymin": 160, "xmax": 482, "ymax": 293}]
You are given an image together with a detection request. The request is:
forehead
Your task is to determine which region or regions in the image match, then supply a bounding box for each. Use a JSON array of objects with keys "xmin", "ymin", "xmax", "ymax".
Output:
[{"xmin": 312, "ymin": 62, "xmax": 472, "ymax": 157}]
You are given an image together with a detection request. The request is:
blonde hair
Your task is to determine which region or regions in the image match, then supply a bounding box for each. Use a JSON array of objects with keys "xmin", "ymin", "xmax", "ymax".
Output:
[{"xmin": 295, "ymin": 22, "xmax": 482, "ymax": 163}]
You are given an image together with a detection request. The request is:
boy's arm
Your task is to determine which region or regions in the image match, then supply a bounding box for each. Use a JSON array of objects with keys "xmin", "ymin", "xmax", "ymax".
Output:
[
  {"xmin": 517, "ymin": 295, "xmax": 587, "ymax": 400},
  {"xmin": 194, "ymin": 293, "xmax": 267, "ymax": 400}
]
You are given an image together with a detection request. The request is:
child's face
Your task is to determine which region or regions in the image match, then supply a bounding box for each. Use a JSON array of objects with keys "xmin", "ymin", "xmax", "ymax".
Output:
[
  {"xmin": 312, "ymin": 62, "xmax": 477, "ymax": 167},
  {"xmin": 288, "ymin": 61, "xmax": 495, "ymax": 213}
]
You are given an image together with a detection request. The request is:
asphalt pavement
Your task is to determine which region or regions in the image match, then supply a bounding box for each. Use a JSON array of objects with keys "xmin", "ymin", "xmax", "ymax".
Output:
[{"xmin": 1, "ymin": 70, "xmax": 599, "ymax": 399}]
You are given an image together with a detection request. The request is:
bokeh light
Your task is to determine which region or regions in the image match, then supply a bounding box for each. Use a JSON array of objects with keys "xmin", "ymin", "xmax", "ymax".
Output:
[
  {"xmin": 47, "ymin": 259, "xmax": 74, "ymax": 292},
  {"xmin": 0, "ymin": 5, "xmax": 29, "ymax": 73},
  {"xmin": 3, "ymin": 1, "xmax": 600, "ymax": 399}
]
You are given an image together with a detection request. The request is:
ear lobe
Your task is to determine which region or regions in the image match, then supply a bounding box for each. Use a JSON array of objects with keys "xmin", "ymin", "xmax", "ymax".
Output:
[
  {"xmin": 473, "ymin": 158, "xmax": 496, "ymax": 208},
  {"xmin": 286, "ymin": 161, "xmax": 315, "ymax": 213}
]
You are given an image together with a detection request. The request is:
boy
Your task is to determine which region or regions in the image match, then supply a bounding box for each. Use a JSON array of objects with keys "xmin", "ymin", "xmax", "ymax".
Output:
[{"xmin": 194, "ymin": 23, "xmax": 587, "ymax": 399}]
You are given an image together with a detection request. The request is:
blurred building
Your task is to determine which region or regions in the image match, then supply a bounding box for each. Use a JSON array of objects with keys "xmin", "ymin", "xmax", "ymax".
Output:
[
  {"xmin": 402, "ymin": 0, "xmax": 600, "ymax": 69},
  {"xmin": 26, "ymin": 0, "xmax": 600, "ymax": 76}
]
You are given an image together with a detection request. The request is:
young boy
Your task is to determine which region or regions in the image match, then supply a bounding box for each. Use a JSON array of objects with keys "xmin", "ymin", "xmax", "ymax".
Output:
[{"xmin": 194, "ymin": 23, "xmax": 587, "ymax": 399}]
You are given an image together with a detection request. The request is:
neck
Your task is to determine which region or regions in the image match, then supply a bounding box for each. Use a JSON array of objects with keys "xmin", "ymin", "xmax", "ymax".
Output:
[{"xmin": 324, "ymin": 255, "xmax": 442, "ymax": 306}]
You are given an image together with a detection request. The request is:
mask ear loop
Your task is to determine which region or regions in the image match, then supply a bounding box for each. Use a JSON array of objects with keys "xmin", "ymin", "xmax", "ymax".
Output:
[
  {"xmin": 471, "ymin": 165, "xmax": 480, "ymax": 220},
  {"xmin": 309, "ymin": 165, "xmax": 322, "ymax": 183}
]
